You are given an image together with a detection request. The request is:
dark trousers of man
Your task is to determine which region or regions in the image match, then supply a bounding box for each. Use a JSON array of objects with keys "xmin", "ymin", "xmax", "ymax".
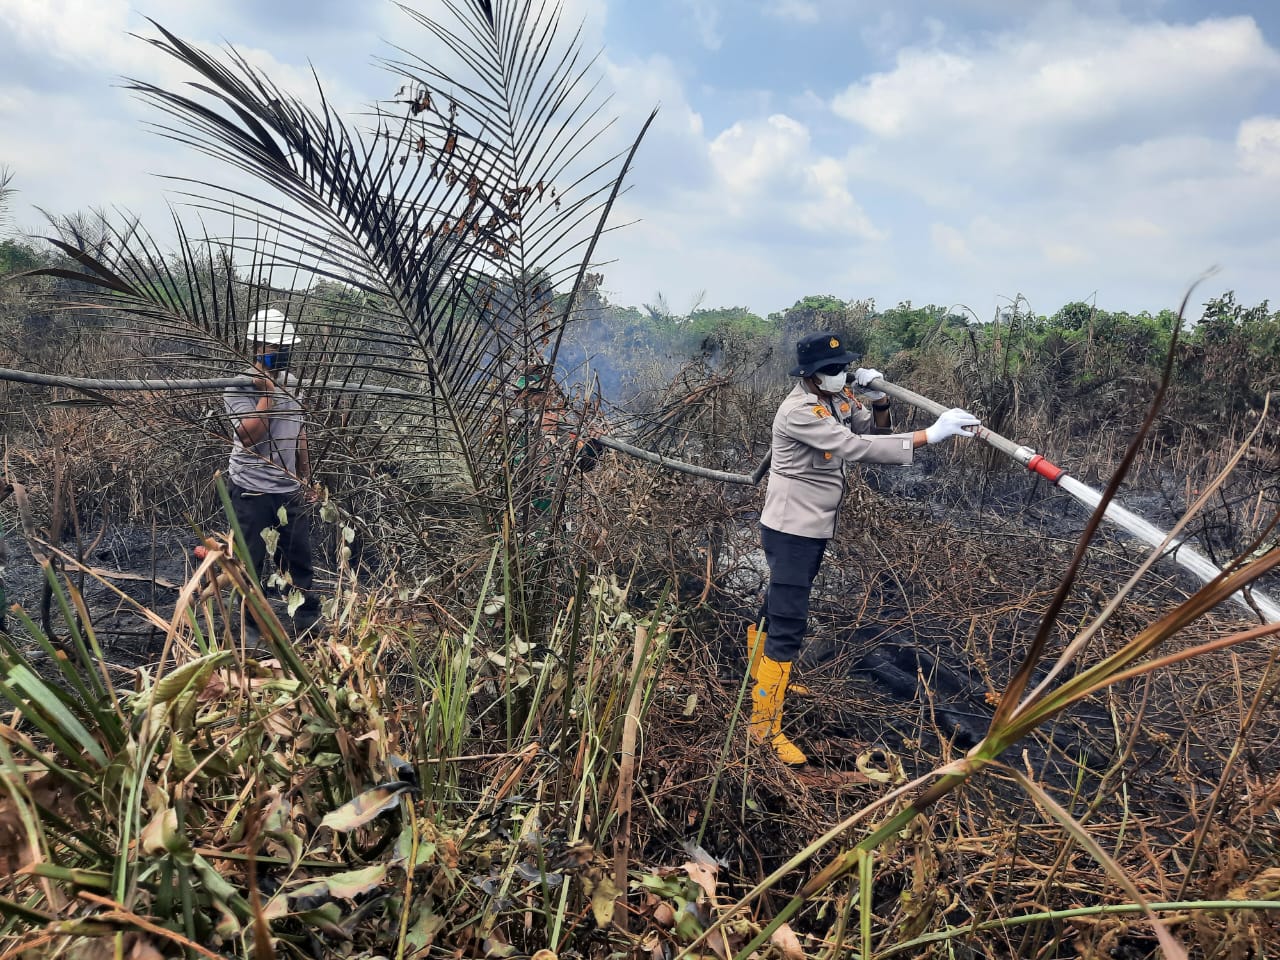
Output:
[
  {"xmin": 229, "ymin": 484, "xmax": 320, "ymax": 613},
  {"xmin": 759, "ymin": 524, "xmax": 828, "ymax": 662}
]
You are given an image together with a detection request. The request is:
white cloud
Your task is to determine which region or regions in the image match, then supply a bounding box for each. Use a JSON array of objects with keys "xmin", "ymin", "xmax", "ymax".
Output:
[
  {"xmin": 833, "ymin": 15, "xmax": 1280, "ymax": 148},
  {"xmin": 603, "ymin": 53, "xmax": 709, "ymax": 193},
  {"xmin": 0, "ymin": 86, "xmax": 213, "ymax": 220},
  {"xmin": 0, "ymin": 0, "xmax": 420, "ymax": 276},
  {"xmin": 679, "ymin": 0, "xmax": 723, "ymax": 51},
  {"xmin": 1238, "ymin": 115, "xmax": 1280, "ymax": 177},
  {"xmin": 3, "ymin": 1, "xmax": 1279, "ymax": 323},
  {"xmin": 763, "ymin": 0, "xmax": 819, "ymax": 24},
  {"xmin": 835, "ymin": 48, "xmax": 971, "ymax": 138},
  {"xmin": 0, "ymin": 0, "xmax": 135, "ymax": 68},
  {"xmin": 931, "ymin": 222, "xmax": 972, "ymax": 261},
  {"xmin": 589, "ymin": 10, "xmax": 1280, "ymax": 316},
  {"xmin": 710, "ymin": 115, "xmax": 808, "ymax": 196},
  {"xmin": 1107, "ymin": 217, "xmax": 1164, "ymax": 240},
  {"xmin": 794, "ymin": 13, "xmax": 1280, "ymax": 317},
  {"xmin": 593, "ymin": 58, "xmax": 881, "ymax": 310},
  {"xmin": 1042, "ymin": 241, "xmax": 1092, "ymax": 266},
  {"xmin": 707, "ymin": 114, "xmax": 878, "ymax": 238}
]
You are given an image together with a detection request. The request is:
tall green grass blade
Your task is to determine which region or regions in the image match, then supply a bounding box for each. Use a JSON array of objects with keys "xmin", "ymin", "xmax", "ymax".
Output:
[
  {"xmin": 858, "ymin": 849, "xmax": 872, "ymax": 960},
  {"xmin": 0, "ymin": 895, "xmax": 55, "ymax": 925},
  {"xmin": 4, "ymin": 604, "xmax": 99, "ymax": 716},
  {"xmin": 23, "ymin": 863, "xmax": 111, "ymax": 890},
  {"xmin": 0, "ymin": 666, "xmax": 107, "ymax": 768},
  {"xmin": 44, "ymin": 569, "xmax": 108, "ymax": 702}
]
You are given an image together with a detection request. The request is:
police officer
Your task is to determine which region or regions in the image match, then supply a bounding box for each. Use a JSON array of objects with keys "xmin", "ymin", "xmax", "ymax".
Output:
[{"xmin": 749, "ymin": 331, "xmax": 980, "ymax": 765}]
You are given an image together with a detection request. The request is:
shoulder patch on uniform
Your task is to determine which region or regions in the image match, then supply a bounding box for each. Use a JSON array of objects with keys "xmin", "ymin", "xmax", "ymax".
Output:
[
  {"xmin": 812, "ymin": 405, "xmax": 830, "ymax": 418},
  {"xmin": 839, "ymin": 402, "xmax": 850, "ymax": 414}
]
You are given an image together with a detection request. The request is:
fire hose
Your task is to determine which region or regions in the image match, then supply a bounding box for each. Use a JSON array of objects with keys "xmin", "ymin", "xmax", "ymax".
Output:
[
  {"xmin": 871, "ymin": 377, "xmax": 1279, "ymax": 621},
  {"xmin": 611, "ymin": 375, "xmax": 1278, "ymax": 622},
  {"xmin": 2, "ymin": 366, "xmax": 1275, "ymax": 620}
]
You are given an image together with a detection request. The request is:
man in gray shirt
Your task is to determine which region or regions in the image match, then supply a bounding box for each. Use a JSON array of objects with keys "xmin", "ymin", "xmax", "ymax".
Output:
[{"xmin": 224, "ymin": 308, "xmax": 320, "ymax": 629}]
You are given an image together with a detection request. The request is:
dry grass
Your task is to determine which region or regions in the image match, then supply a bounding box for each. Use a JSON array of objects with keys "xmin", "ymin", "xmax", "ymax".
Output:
[{"xmin": 1, "ymin": 327, "xmax": 1278, "ymax": 959}]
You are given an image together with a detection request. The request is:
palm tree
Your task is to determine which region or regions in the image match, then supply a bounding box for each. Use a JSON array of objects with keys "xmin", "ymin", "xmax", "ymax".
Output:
[{"xmin": 35, "ymin": 0, "xmax": 655, "ymax": 640}]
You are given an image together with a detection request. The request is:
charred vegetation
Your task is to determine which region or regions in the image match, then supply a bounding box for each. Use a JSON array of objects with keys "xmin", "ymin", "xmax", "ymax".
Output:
[{"xmin": 0, "ymin": 3, "xmax": 1278, "ymax": 959}]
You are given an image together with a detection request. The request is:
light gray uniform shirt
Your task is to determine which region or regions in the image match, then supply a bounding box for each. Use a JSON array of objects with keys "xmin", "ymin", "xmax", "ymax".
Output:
[
  {"xmin": 224, "ymin": 372, "xmax": 304, "ymax": 495},
  {"xmin": 760, "ymin": 383, "xmax": 915, "ymax": 540}
]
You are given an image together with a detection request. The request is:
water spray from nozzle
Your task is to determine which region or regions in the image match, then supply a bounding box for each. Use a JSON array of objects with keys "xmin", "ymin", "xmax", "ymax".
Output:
[{"xmin": 871, "ymin": 378, "xmax": 1280, "ymax": 623}]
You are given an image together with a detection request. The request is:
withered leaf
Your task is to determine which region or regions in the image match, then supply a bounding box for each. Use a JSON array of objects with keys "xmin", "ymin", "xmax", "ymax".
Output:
[
  {"xmin": 770, "ymin": 922, "xmax": 804, "ymax": 960},
  {"xmin": 292, "ymin": 863, "xmax": 388, "ymax": 901},
  {"xmin": 682, "ymin": 860, "xmax": 717, "ymax": 903},
  {"xmin": 582, "ymin": 870, "xmax": 621, "ymax": 929},
  {"xmin": 297, "ymin": 901, "xmax": 349, "ymax": 939},
  {"xmin": 320, "ymin": 780, "xmax": 416, "ymax": 833}
]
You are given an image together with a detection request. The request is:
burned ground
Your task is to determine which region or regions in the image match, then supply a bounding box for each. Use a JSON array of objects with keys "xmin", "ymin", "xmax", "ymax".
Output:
[{"xmin": 5, "ymin": 445, "xmax": 1276, "ymax": 960}]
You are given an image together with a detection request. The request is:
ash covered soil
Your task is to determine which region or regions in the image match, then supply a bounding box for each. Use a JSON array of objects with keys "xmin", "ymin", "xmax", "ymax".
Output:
[
  {"xmin": 3, "ymin": 455, "xmax": 1278, "ymax": 808},
  {"xmin": 0, "ymin": 522, "xmax": 331, "ymax": 666},
  {"xmin": 704, "ymin": 455, "xmax": 1280, "ymax": 802}
]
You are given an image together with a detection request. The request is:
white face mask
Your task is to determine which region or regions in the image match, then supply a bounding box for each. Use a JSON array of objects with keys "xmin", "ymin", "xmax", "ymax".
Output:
[{"xmin": 815, "ymin": 370, "xmax": 847, "ymax": 393}]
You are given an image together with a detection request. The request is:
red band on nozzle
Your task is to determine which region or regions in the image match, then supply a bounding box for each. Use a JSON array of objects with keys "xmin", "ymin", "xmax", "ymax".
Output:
[{"xmin": 1026, "ymin": 454, "xmax": 1066, "ymax": 484}]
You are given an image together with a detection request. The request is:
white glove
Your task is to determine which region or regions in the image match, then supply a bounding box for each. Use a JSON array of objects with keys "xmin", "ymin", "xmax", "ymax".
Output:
[
  {"xmin": 924, "ymin": 408, "xmax": 980, "ymax": 444},
  {"xmin": 861, "ymin": 389, "xmax": 886, "ymax": 402},
  {"xmin": 853, "ymin": 367, "xmax": 883, "ymax": 388}
]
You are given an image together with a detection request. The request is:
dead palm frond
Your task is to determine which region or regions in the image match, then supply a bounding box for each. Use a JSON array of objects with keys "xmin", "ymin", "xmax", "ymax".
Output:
[{"xmin": 28, "ymin": 2, "xmax": 654, "ymax": 573}]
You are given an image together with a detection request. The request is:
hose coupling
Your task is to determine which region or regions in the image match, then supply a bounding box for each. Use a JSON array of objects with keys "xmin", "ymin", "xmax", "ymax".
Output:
[{"xmin": 1026, "ymin": 454, "xmax": 1067, "ymax": 484}]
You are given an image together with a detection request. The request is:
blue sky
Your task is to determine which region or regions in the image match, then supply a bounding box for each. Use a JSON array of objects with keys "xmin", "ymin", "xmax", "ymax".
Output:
[{"xmin": 2, "ymin": 0, "xmax": 1278, "ymax": 320}]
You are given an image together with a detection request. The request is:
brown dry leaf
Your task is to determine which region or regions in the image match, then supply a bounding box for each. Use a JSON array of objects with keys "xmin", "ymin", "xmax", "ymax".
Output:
[
  {"xmin": 200, "ymin": 667, "xmax": 272, "ymax": 701},
  {"xmin": 793, "ymin": 768, "xmax": 870, "ymax": 789},
  {"xmin": 73, "ymin": 933, "xmax": 165, "ymax": 960},
  {"xmin": 198, "ymin": 670, "xmax": 229, "ymax": 701},
  {"xmin": 0, "ymin": 763, "xmax": 76, "ymax": 876},
  {"xmin": 127, "ymin": 938, "xmax": 165, "ymax": 960},
  {"xmin": 706, "ymin": 927, "xmax": 730, "ymax": 960},
  {"xmin": 1228, "ymin": 866, "xmax": 1280, "ymax": 899},
  {"xmin": 559, "ymin": 840, "xmax": 595, "ymax": 866},
  {"xmin": 139, "ymin": 807, "xmax": 183, "ymax": 856},
  {"xmin": 261, "ymin": 711, "xmax": 295, "ymax": 740},
  {"xmin": 682, "ymin": 860, "xmax": 718, "ymax": 903},
  {"xmin": 0, "ymin": 798, "xmax": 30, "ymax": 877},
  {"xmin": 770, "ymin": 922, "xmax": 805, "ymax": 960},
  {"xmin": 406, "ymin": 907, "xmax": 447, "ymax": 952},
  {"xmin": 260, "ymin": 895, "xmax": 289, "ymax": 921},
  {"xmin": 439, "ymin": 836, "xmax": 460, "ymax": 870}
]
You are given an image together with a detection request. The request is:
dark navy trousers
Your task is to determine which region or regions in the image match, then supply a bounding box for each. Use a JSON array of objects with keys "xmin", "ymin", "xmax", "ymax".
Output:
[
  {"xmin": 759, "ymin": 524, "xmax": 828, "ymax": 662},
  {"xmin": 229, "ymin": 483, "xmax": 320, "ymax": 613}
]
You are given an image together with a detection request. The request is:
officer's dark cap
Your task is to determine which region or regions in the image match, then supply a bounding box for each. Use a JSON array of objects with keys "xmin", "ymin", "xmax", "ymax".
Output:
[{"xmin": 789, "ymin": 331, "xmax": 861, "ymax": 377}]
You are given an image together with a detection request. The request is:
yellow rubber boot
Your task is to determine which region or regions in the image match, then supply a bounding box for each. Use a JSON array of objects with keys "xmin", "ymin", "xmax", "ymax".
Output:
[
  {"xmin": 747, "ymin": 624, "xmax": 811, "ymax": 696},
  {"xmin": 748, "ymin": 655, "xmax": 808, "ymax": 767}
]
